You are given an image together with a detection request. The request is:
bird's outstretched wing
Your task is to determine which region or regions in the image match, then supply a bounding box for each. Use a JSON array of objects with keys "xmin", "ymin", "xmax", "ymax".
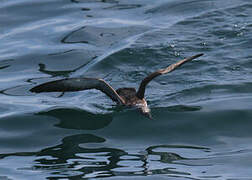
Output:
[
  {"xmin": 30, "ymin": 78, "xmax": 125, "ymax": 104},
  {"xmin": 136, "ymin": 53, "xmax": 204, "ymax": 99}
]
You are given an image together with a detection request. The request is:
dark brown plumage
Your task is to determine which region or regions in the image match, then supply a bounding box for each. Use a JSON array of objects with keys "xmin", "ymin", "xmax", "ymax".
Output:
[{"xmin": 30, "ymin": 53, "xmax": 203, "ymax": 118}]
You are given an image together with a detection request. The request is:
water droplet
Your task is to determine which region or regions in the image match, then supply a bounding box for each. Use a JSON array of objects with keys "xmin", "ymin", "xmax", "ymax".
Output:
[
  {"xmin": 174, "ymin": 51, "xmax": 180, "ymax": 56},
  {"xmin": 237, "ymin": 32, "xmax": 244, "ymax": 36}
]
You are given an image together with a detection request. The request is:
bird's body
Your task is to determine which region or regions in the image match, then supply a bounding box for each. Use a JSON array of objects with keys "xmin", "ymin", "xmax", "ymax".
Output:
[
  {"xmin": 116, "ymin": 88, "xmax": 141, "ymax": 106},
  {"xmin": 116, "ymin": 87, "xmax": 150, "ymax": 118},
  {"xmin": 30, "ymin": 53, "xmax": 203, "ymax": 119}
]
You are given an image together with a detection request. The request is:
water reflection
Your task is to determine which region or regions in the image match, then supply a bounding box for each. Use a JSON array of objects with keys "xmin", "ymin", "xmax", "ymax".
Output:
[
  {"xmin": 0, "ymin": 131, "xmax": 211, "ymax": 179},
  {"xmin": 0, "ymin": 64, "xmax": 10, "ymax": 70},
  {"xmin": 35, "ymin": 51, "xmax": 98, "ymax": 78},
  {"xmin": 61, "ymin": 25, "xmax": 148, "ymax": 48},
  {"xmin": 61, "ymin": 27, "xmax": 89, "ymax": 44},
  {"xmin": 146, "ymin": 145, "xmax": 210, "ymax": 164},
  {"xmin": 103, "ymin": 4, "xmax": 142, "ymax": 10},
  {"xmin": 0, "ymin": 59, "xmax": 13, "ymax": 70},
  {"xmin": 37, "ymin": 107, "xmax": 113, "ymax": 130},
  {"xmin": 38, "ymin": 63, "xmax": 75, "ymax": 77},
  {"xmin": 70, "ymin": 0, "xmax": 118, "ymax": 3},
  {"xmin": 0, "ymin": 134, "xmax": 126, "ymax": 179}
]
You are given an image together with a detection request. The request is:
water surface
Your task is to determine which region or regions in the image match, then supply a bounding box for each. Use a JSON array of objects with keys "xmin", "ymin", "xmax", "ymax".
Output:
[{"xmin": 0, "ymin": 0, "xmax": 252, "ymax": 179}]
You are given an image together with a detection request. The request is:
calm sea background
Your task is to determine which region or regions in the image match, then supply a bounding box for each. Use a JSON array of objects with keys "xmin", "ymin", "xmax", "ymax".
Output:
[{"xmin": 1, "ymin": 0, "xmax": 252, "ymax": 179}]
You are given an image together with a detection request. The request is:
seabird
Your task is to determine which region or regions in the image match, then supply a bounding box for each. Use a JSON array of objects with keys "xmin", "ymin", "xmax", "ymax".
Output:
[{"xmin": 30, "ymin": 53, "xmax": 203, "ymax": 119}]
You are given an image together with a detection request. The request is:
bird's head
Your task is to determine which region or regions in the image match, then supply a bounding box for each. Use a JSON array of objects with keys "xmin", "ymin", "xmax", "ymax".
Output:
[{"xmin": 139, "ymin": 105, "xmax": 152, "ymax": 120}]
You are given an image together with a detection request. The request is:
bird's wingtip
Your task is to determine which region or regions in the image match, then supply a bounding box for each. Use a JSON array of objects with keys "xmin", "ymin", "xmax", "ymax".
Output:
[
  {"xmin": 30, "ymin": 86, "xmax": 40, "ymax": 93},
  {"xmin": 193, "ymin": 53, "xmax": 204, "ymax": 58},
  {"xmin": 30, "ymin": 83, "xmax": 50, "ymax": 93}
]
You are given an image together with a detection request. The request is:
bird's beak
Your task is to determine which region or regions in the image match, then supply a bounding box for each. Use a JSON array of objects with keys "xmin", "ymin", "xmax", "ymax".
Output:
[
  {"xmin": 140, "ymin": 110, "xmax": 152, "ymax": 120},
  {"xmin": 145, "ymin": 112, "xmax": 153, "ymax": 120},
  {"xmin": 138, "ymin": 106, "xmax": 152, "ymax": 119}
]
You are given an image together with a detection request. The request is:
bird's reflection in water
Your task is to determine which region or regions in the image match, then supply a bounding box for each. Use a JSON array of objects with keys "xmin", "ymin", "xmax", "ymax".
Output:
[
  {"xmin": 0, "ymin": 134, "xmax": 126, "ymax": 179},
  {"xmin": 0, "ymin": 130, "xmax": 210, "ymax": 179},
  {"xmin": 37, "ymin": 107, "xmax": 114, "ymax": 130}
]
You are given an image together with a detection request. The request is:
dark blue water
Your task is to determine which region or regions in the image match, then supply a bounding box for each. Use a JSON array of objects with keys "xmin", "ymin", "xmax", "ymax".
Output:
[{"xmin": 1, "ymin": 0, "xmax": 252, "ymax": 179}]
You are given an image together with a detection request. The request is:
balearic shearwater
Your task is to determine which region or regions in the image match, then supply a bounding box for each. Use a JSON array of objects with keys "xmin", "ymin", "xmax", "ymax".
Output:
[{"xmin": 30, "ymin": 53, "xmax": 203, "ymax": 119}]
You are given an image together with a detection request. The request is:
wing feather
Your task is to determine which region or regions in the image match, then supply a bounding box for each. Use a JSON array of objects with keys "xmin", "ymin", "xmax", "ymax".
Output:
[
  {"xmin": 136, "ymin": 53, "xmax": 203, "ymax": 99},
  {"xmin": 30, "ymin": 78, "xmax": 125, "ymax": 104}
]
